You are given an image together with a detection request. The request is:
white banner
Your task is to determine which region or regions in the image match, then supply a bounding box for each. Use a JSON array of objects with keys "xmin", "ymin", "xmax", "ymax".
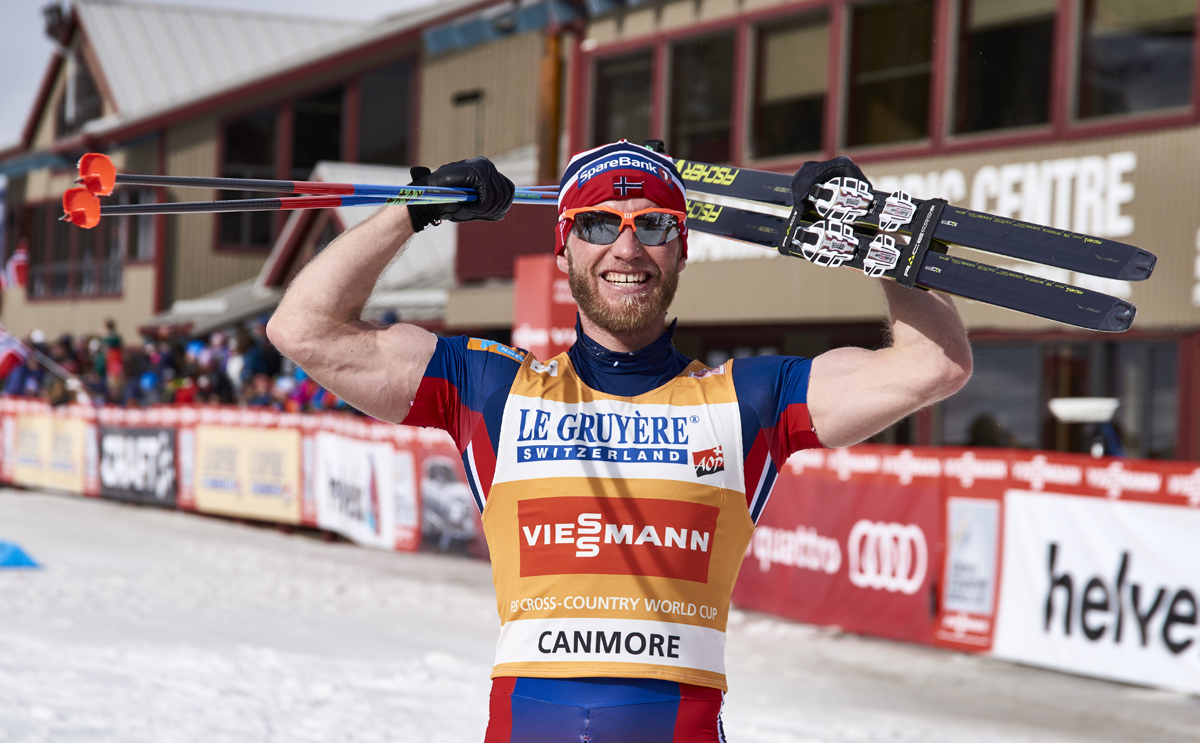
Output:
[
  {"xmin": 992, "ymin": 491, "xmax": 1200, "ymax": 694},
  {"xmin": 943, "ymin": 498, "xmax": 1000, "ymax": 615},
  {"xmin": 313, "ymin": 431, "xmax": 397, "ymax": 550}
]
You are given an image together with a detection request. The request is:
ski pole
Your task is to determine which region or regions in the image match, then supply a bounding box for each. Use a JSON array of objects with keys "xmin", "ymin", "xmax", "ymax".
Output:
[
  {"xmin": 74, "ymin": 153, "xmax": 558, "ymax": 200},
  {"xmin": 61, "ymin": 187, "xmax": 554, "ymax": 229}
]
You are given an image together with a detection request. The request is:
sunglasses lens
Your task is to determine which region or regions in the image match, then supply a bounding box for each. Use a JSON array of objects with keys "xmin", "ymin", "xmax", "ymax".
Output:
[
  {"xmin": 632, "ymin": 212, "xmax": 680, "ymax": 246},
  {"xmin": 572, "ymin": 212, "xmax": 622, "ymax": 244}
]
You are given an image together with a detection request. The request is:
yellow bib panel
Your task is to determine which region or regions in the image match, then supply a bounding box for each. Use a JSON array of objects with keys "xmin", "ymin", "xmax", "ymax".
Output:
[{"xmin": 482, "ymin": 353, "xmax": 754, "ymax": 690}]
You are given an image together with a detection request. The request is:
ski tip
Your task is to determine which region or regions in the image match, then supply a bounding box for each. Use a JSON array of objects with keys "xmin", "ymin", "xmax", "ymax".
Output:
[
  {"xmin": 1116, "ymin": 249, "xmax": 1157, "ymax": 281},
  {"xmin": 1098, "ymin": 300, "xmax": 1137, "ymax": 332}
]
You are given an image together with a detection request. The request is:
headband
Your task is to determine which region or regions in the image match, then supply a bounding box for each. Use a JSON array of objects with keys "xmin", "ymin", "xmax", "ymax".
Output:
[{"xmin": 555, "ymin": 140, "xmax": 688, "ymax": 258}]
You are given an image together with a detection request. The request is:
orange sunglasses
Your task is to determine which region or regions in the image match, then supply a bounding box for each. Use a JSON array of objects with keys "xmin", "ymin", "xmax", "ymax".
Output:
[{"xmin": 560, "ymin": 206, "xmax": 687, "ymax": 246}]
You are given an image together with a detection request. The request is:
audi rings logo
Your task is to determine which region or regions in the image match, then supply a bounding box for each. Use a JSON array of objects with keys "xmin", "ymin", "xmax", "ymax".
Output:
[{"xmin": 847, "ymin": 520, "xmax": 927, "ymax": 595}]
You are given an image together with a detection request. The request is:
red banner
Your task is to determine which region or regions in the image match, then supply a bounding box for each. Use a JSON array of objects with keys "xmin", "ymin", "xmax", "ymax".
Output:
[
  {"xmin": 733, "ymin": 446, "xmax": 944, "ymax": 645},
  {"xmin": 511, "ymin": 253, "xmax": 577, "ymax": 360}
]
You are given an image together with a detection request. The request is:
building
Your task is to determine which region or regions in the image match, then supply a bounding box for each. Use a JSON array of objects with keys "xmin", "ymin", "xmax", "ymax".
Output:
[
  {"xmin": 457, "ymin": 0, "xmax": 1200, "ymax": 459},
  {"xmin": 0, "ymin": 0, "xmax": 576, "ymax": 338}
]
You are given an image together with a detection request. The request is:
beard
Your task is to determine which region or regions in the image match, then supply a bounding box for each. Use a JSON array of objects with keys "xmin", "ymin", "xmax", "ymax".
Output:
[{"xmin": 565, "ymin": 245, "xmax": 681, "ymax": 336}]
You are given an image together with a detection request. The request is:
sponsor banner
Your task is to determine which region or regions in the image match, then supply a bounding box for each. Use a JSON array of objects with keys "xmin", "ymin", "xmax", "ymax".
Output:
[
  {"xmin": 992, "ymin": 491, "xmax": 1200, "ymax": 695},
  {"xmin": 419, "ymin": 443, "xmax": 487, "ymax": 557},
  {"xmin": 933, "ymin": 448, "xmax": 1010, "ymax": 650},
  {"xmin": 734, "ymin": 446, "xmax": 943, "ymax": 644},
  {"xmin": 1, "ymin": 397, "xmax": 16, "ymax": 483},
  {"xmin": 512, "ymin": 253, "xmax": 577, "ymax": 361},
  {"xmin": 313, "ymin": 430, "xmax": 398, "ymax": 550},
  {"xmin": 936, "ymin": 497, "xmax": 1002, "ymax": 649},
  {"xmin": 494, "ymin": 617, "xmax": 726, "ymax": 674},
  {"xmin": 12, "ymin": 409, "xmax": 91, "ymax": 494},
  {"xmin": 392, "ymin": 447, "xmax": 420, "ymax": 551},
  {"xmin": 176, "ymin": 416, "xmax": 197, "ymax": 511},
  {"xmin": 98, "ymin": 427, "xmax": 176, "ymax": 507},
  {"xmin": 193, "ymin": 424, "xmax": 301, "ymax": 524}
]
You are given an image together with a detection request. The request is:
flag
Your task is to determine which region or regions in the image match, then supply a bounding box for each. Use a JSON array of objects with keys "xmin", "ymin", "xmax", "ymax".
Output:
[{"xmin": 0, "ymin": 325, "xmax": 30, "ymax": 380}]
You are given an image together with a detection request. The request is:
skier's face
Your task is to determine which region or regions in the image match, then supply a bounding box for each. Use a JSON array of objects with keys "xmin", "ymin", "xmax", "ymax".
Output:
[{"xmin": 558, "ymin": 197, "xmax": 685, "ymax": 337}]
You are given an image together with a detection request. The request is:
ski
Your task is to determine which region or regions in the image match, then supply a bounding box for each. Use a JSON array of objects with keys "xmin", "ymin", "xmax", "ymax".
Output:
[
  {"xmin": 684, "ymin": 200, "xmax": 1136, "ymax": 333},
  {"xmin": 675, "ymin": 159, "xmax": 1156, "ymax": 282}
]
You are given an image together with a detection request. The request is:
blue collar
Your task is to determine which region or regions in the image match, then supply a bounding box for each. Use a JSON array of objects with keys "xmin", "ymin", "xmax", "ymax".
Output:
[{"xmin": 567, "ymin": 316, "xmax": 692, "ymax": 396}]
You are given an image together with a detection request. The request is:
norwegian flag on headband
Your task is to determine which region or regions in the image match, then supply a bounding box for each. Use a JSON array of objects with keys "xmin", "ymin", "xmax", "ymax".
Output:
[
  {"xmin": 0, "ymin": 325, "xmax": 30, "ymax": 380},
  {"xmin": 612, "ymin": 176, "xmax": 643, "ymax": 197}
]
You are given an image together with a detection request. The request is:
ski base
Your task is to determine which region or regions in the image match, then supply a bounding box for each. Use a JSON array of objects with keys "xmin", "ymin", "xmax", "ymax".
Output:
[
  {"xmin": 677, "ymin": 160, "xmax": 1155, "ymax": 282},
  {"xmin": 685, "ymin": 200, "xmax": 1136, "ymax": 333}
]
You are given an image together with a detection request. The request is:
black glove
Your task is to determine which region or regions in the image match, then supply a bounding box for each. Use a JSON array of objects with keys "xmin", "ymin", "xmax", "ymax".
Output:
[
  {"xmin": 791, "ymin": 156, "xmax": 870, "ymax": 211},
  {"xmin": 407, "ymin": 157, "xmax": 515, "ymax": 233}
]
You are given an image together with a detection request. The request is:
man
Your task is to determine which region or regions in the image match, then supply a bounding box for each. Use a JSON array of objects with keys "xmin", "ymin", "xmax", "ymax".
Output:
[{"xmin": 268, "ymin": 141, "xmax": 972, "ymax": 740}]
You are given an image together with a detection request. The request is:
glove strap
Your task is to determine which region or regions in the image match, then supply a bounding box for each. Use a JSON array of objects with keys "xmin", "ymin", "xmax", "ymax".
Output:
[{"xmin": 407, "ymin": 166, "xmax": 441, "ymax": 233}]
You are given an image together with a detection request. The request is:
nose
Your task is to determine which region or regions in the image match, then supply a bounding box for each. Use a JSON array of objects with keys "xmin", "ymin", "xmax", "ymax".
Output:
[{"xmin": 608, "ymin": 223, "xmax": 645, "ymax": 261}]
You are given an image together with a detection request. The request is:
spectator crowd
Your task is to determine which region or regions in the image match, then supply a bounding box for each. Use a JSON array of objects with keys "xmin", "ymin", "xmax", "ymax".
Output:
[{"xmin": 3, "ymin": 316, "xmax": 353, "ymax": 413}]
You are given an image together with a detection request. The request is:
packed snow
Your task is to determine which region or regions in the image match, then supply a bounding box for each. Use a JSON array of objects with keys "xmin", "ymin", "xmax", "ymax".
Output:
[{"xmin": 0, "ymin": 489, "xmax": 1197, "ymax": 742}]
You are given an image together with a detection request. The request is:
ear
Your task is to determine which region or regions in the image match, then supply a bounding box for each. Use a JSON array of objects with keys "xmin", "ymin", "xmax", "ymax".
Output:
[{"xmin": 556, "ymin": 243, "xmax": 570, "ymax": 274}]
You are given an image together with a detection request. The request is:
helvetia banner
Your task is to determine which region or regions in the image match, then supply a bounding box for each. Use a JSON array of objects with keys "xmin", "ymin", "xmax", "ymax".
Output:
[
  {"xmin": 99, "ymin": 427, "xmax": 176, "ymax": 506},
  {"xmin": 992, "ymin": 491, "xmax": 1200, "ymax": 694},
  {"xmin": 313, "ymin": 431, "xmax": 398, "ymax": 550}
]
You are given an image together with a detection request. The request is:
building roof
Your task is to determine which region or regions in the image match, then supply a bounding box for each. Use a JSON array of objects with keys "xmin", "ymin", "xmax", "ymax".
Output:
[
  {"xmin": 76, "ymin": 0, "xmax": 367, "ymax": 120},
  {"xmin": 70, "ymin": 0, "xmax": 487, "ymax": 140}
]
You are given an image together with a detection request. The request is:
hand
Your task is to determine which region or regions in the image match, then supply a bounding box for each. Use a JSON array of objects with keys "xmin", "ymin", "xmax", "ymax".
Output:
[
  {"xmin": 407, "ymin": 157, "xmax": 515, "ymax": 232},
  {"xmin": 791, "ymin": 155, "xmax": 870, "ymax": 210}
]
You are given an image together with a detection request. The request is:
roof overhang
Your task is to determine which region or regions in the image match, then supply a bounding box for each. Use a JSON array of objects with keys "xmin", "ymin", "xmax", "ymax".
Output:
[{"xmin": 0, "ymin": 150, "xmax": 72, "ymax": 178}]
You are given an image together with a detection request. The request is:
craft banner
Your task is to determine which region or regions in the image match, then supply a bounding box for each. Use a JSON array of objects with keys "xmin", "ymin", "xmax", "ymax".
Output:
[
  {"xmin": 193, "ymin": 424, "xmax": 301, "ymax": 524},
  {"xmin": 98, "ymin": 427, "xmax": 177, "ymax": 507}
]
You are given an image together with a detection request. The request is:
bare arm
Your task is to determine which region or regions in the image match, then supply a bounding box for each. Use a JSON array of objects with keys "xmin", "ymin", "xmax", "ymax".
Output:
[
  {"xmin": 266, "ymin": 205, "xmax": 436, "ymax": 423},
  {"xmin": 807, "ymin": 281, "xmax": 972, "ymax": 448}
]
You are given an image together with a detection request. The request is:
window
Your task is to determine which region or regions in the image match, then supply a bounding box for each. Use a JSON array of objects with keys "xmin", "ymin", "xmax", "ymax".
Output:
[
  {"xmin": 55, "ymin": 53, "xmax": 102, "ymax": 138},
  {"xmin": 359, "ymin": 60, "xmax": 413, "ymax": 165},
  {"xmin": 219, "ymin": 110, "xmax": 277, "ymax": 249},
  {"xmin": 119, "ymin": 189, "xmax": 157, "ymax": 263},
  {"xmin": 292, "ymin": 87, "xmax": 344, "ymax": 179},
  {"xmin": 670, "ymin": 34, "xmax": 735, "ymax": 161},
  {"xmin": 941, "ymin": 344, "xmax": 1041, "ymax": 448},
  {"xmin": 23, "ymin": 202, "xmax": 124, "ymax": 300},
  {"xmin": 846, "ymin": 0, "xmax": 934, "ymax": 147},
  {"xmin": 592, "ymin": 51, "xmax": 654, "ymax": 147},
  {"xmin": 1116, "ymin": 343, "xmax": 1177, "ymax": 458},
  {"xmin": 753, "ymin": 15, "xmax": 828, "ymax": 158},
  {"xmin": 1077, "ymin": 0, "xmax": 1195, "ymax": 119},
  {"xmin": 27, "ymin": 206, "xmax": 47, "ymax": 299},
  {"xmin": 954, "ymin": 0, "xmax": 1055, "ymax": 134}
]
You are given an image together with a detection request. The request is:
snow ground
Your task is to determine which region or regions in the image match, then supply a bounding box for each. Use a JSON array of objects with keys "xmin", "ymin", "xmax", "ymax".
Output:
[{"xmin": 0, "ymin": 489, "xmax": 1197, "ymax": 743}]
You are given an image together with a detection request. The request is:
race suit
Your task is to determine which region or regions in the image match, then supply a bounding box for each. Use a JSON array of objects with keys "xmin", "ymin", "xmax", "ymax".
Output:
[{"xmin": 404, "ymin": 319, "xmax": 823, "ymax": 740}]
